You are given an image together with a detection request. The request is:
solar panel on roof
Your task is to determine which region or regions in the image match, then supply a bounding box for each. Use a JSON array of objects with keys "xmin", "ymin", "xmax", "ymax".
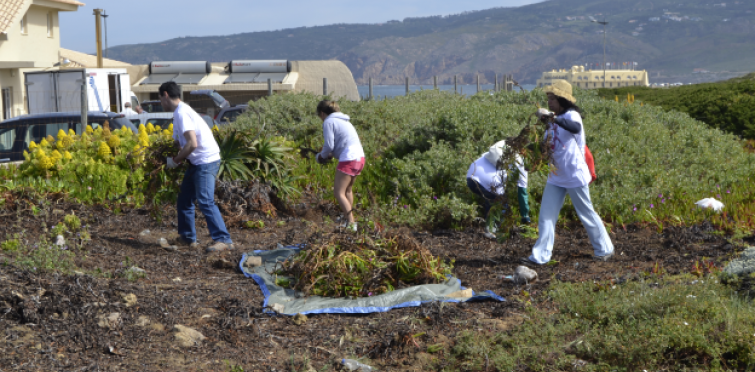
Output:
[
  {"xmin": 140, "ymin": 74, "xmax": 178, "ymax": 85},
  {"xmin": 172, "ymin": 73, "xmax": 207, "ymax": 84},
  {"xmin": 224, "ymin": 73, "xmax": 259, "ymax": 84}
]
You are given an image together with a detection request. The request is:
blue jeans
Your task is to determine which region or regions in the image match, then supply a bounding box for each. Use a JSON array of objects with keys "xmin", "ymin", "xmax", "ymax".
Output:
[
  {"xmin": 528, "ymin": 183, "xmax": 613, "ymax": 264},
  {"xmin": 177, "ymin": 160, "xmax": 232, "ymax": 244}
]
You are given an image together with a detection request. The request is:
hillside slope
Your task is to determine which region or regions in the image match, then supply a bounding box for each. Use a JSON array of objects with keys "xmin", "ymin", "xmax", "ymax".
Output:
[{"xmin": 106, "ymin": 0, "xmax": 755, "ymax": 84}]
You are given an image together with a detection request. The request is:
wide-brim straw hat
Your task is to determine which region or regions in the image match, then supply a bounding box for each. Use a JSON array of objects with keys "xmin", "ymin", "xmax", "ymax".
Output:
[
  {"xmin": 484, "ymin": 140, "xmax": 508, "ymax": 166},
  {"xmin": 543, "ymin": 79, "xmax": 577, "ymax": 104}
]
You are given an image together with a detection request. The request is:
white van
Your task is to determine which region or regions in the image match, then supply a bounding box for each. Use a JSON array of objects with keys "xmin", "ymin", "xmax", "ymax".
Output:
[{"xmin": 25, "ymin": 68, "xmax": 132, "ymax": 114}]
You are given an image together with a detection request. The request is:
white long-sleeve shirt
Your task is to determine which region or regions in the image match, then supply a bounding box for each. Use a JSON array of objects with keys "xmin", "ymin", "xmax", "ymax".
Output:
[
  {"xmin": 466, "ymin": 154, "xmax": 528, "ymax": 195},
  {"xmin": 545, "ymin": 110, "xmax": 591, "ymax": 188},
  {"xmin": 317, "ymin": 112, "xmax": 365, "ymax": 162}
]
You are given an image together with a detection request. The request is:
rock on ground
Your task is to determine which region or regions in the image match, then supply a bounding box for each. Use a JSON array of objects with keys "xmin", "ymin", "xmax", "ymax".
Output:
[
  {"xmin": 513, "ymin": 265, "xmax": 538, "ymax": 284},
  {"xmin": 173, "ymin": 324, "xmax": 205, "ymax": 347},
  {"xmin": 724, "ymin": 247, "xmax": 755, "ymax": 276},
  {"xmin": 122, "ymin": 293, "xmax": 137, "ymax": 307},
  {"xmin": 97, "ymin": 313, "xmax": 121, "ymax": 330}
]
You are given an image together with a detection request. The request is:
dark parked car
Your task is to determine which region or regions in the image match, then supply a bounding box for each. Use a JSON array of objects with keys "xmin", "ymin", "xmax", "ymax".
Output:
[
  {"xmin": 214, "ymin": 104, "xmax": 248, "ymax": 126},
  {"xmin": 188, "ymin": 90, "xmax": 230, "ymax": 117},
  {"xmin": 0, "ymin": 111, "xmax": 138, "ymax": 164},
  {"xmin": 140, "ymin": 100, "xmax": 165, "ymax": 113}
]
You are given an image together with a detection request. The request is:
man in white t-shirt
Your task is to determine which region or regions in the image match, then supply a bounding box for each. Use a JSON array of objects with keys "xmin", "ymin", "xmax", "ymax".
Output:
[{"xmin": 158, "ymin": 82, "xmax": 234, "ymax": 253}]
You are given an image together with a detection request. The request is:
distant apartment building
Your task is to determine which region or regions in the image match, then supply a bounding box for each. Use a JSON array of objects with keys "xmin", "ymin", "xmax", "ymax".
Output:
[
  {"xmin": 536, "ymin": 66, "xmax": 650, "ymax": 89},
  {"xmin": 0, "ymin": 0, "xmax": 83, "ymax": 119}
]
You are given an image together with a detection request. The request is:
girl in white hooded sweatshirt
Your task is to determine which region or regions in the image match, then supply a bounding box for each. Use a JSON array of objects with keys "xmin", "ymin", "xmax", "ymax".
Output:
[{"xmin": 315, "ymin": 100, "xmax": 365, "ymax": 232}]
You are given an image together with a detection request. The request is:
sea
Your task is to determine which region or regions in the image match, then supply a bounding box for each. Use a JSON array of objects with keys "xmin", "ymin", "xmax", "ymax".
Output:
[{"xmin": 356, "ymin": 84, "xmax": 537, "ymax": 100}]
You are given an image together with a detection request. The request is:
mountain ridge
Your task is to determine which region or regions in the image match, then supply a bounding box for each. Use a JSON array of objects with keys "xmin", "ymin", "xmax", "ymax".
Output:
[{"xmin": 105, "ymin": 0, "xmax": 755, "ymax": 84}]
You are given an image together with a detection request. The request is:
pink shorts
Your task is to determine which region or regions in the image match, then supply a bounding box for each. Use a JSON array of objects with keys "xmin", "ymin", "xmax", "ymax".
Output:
[{"xmin": 336, "ymin": 157, "xmax": 365, "ymax": 177}]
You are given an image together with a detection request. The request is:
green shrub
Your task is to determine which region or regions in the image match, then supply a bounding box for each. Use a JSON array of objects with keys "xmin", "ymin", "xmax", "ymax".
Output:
[
  {"xmin": 241, "ymin": 89, "xmax": 755, "ymax": 230},
  {"xmin": 63, "ymin": 213, "xmax": 82, "ymax": 231},
  {"xmin": 16, "ymin": 237, "xmax": 76, "ymax": 274},
  {"xmin": 445, "ymin": 276, "xmax": 755, "ymax": 371},
  {"xmin": 597, "ymin": 78, "xmax": 755, "ymax": 139},
  {"xmin": 1, "ymin": 238, "xmax": 20, "ymax": 252}
]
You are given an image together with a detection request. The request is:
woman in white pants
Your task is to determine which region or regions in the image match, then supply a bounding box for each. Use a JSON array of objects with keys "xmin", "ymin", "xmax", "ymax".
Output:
[{"xmin": 521, "ymin": 80, "xmax": 614, "ymax": 266}]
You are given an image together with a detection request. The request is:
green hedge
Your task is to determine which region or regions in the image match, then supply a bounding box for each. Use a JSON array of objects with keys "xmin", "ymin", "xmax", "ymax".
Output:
[{"xmin": 597, "ymin": 75, "xmax": 755, "ymax": 139}]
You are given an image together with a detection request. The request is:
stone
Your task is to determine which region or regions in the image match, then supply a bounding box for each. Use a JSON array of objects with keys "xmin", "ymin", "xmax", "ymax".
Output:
[
  {"xmin": 149, "ymin": 323, "xmax": 165, "ymax": 332},
  {"xmin": 122, "ymin": 293, "xmax": 137, "ymax": 307},
  {"xmin": 724, "ymin": 247, "xmax": 755, "ymax": 276},
  {"xmin": 446, "ymin": 288, "xmax": 474, "ymax": 299},
  {"xmin": 97, "ymin": 312, "xmax": 121, "ymax": 330},
  {"xmin": 292, "ymin": 313, "xmax": 308, "ymax": 325},
  {"xmin": 270, "ymin": 303, "xmax": 285, "ymax": 313},
  {"xmin": 513, "ymin": 265, "xmax": 538, "ymax": 284},
  {"xmin": 139, "ymin": 229, "xmax": 151, "ymax": 236},
  {"xmin": 126, "ymin": 266, "xmax": 146, "ymax": 275},
  {"xmin": 173, "ymin": 324, "xmax": 205, "ymax": 347},
  {"xmin": 135, "ymin": 316, "xmax": 150, "ymax": 327},
  {"xmin": 244, "ymin": 256, "xmax": 262, "ymax": 268}
]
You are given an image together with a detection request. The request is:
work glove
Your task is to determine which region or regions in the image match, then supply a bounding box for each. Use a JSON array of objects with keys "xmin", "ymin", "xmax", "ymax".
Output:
[
  {"xmin": 316, "ymin": 154, "xmax": 332, "ymax": 165},
  {"xmin": 535, "ymin": 108, "xmax": 554, "ymax": 122},
  {"xmin": 166, "ymin": 156, "xmax": 181, "ymax": 169}
]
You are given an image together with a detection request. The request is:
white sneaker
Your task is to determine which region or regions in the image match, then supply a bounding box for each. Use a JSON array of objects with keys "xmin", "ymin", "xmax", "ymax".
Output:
[
  {"xmin": 483, "ymin": 225, "xmax": 497, "ymax": 239},
  {"xmin": 340, "ymin": 222, "xmax": 357, "ymax": 233}
]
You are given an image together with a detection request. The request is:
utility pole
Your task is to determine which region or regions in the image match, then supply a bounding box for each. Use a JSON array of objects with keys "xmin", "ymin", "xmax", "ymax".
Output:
[
  {"xmin": 592, "ymin": 17, "xmax": 608, "ymax": 87},
  {"xmin": 102, "ymin": 10, "xmax": 109, "ymax": 58},
  {"xmin": 93, "ymin": 9, "xmax": 103, "ymax": 68}
]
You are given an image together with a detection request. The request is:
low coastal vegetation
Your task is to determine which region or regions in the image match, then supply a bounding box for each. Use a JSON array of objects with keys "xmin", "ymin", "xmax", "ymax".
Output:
[{"xmin": 597, "ymin": 73, "xmax": 755, "ymax": 140}]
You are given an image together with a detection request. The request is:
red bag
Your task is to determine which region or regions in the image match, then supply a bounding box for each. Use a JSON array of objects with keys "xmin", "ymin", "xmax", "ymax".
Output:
[{"xmin": 584, "ymin": 145, "xmax": 597, "ymax": 184}]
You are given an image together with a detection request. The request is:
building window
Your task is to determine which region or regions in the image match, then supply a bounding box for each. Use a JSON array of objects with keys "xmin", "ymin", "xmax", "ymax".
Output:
[
  {"xmin": 2, "ymin": 88, "xmax": 13, "ymax": 120},
  {"xmin": 47, "ymin": 12, "xmax": 54, "ymax": 37},
  {"xmin": 20, "ymin": 13, "xmax": 27, "ymax": 34}
]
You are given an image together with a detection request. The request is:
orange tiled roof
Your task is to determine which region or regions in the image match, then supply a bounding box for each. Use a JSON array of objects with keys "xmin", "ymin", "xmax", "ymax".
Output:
[
  {"xmin": 0, "ymin": 0, "xmax": 31, "ymax": 34},
  {"xmin": 0, "ymin": 0, "xmax": 84, "ymax": 34},
  {"xmin": 48, "ymin": 0, "xmax": 85, "ymax": 6}
]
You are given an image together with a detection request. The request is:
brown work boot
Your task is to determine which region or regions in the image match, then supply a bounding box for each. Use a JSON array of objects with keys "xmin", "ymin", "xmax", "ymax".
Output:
[
  {"xmin": 161, "ymin": 237, "xmax": 200, "ymax": 251},
  {"xmin": 205, "ymin": 241, "xmax": 235, "ymax": 253}
]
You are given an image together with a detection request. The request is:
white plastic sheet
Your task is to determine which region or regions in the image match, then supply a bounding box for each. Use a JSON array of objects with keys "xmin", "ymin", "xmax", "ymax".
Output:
[{"xmin": 694, "ymin": 197, "xmax": 724, "ymax": 212}]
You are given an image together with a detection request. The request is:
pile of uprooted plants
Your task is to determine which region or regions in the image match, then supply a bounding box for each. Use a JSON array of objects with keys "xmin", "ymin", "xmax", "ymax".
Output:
[{"xmin": 274, "ymin": 231, "xmax": 454, "ymax": 298}]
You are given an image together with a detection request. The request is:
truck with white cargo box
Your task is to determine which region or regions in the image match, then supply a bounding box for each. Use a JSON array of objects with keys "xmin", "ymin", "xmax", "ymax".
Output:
[{"xmin": 24, "ymin": 68, "xmax": 136, "ymax": 115}]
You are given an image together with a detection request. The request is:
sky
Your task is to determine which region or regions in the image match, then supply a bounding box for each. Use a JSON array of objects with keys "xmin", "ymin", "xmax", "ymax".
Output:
[{"xmin": 59, "ymin": 0, "xmax": 544, "ymax": 53}]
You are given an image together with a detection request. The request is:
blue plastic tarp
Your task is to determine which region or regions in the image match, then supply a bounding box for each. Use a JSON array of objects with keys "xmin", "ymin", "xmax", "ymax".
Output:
[{"xmin": 239, "ymin": 245, "xmax": 504, "ymax": 316}]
